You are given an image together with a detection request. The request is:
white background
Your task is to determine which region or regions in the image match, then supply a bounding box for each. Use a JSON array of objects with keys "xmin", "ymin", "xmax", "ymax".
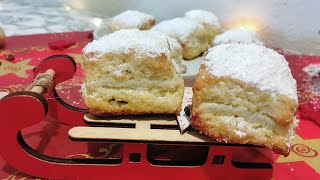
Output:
[{"xmin": 68, "ymin": 0, "xmax": 320, "ymax": 55}]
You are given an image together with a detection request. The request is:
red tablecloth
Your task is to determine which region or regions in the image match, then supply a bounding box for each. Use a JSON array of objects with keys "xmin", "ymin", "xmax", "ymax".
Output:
[{"xmin": 0, "ymin": 32, "xmax": 319, "ymax": 179}]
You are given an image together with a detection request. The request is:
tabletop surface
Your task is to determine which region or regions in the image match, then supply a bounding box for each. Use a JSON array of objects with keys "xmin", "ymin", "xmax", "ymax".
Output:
[{"xmin": 0, "ymin": 0, "xmax": 100, "ymax": 36}]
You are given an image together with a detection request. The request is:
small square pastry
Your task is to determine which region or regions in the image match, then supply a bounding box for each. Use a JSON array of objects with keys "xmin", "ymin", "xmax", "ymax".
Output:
[
  {"xmin": 82, "ymin": 29, "xmax": 184, "ymax": 116},
  {"xmin": 213, "ymin": 28, "xmax": 264, "ymax": 46},
  {"xmin": 191, "ymin": 43, "xmax": 298, "ymax": 156},
  {"xmin": 185, "ymin": 9, "xmax": 221, "ymax": 42},
  {"xmin": 151, "ymin": 18, "xmax": 210, "ymax": 60},
  {"xmin": 107, "ymin": 10, "xmax": 155, "ymax": 32}
]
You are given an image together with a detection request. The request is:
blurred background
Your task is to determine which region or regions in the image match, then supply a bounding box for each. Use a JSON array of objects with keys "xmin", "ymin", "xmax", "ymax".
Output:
[{"xmin": 0, "ymin": 0, "xmax": 319, "ymax": 55}]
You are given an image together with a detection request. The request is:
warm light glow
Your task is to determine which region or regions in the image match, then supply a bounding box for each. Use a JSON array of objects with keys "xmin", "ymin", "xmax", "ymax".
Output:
[
  {"xmin": 92, "ymin": 18, "xmax": 103, "ymax": 27},
  {"xmin": 64, "ymin": 5, "xmax": 72, "ymax": 11},
  {"xmin": 230, "ymin": 17, "xmax": 262, "ymax": 32},
  {"xmin": 66, "ymin": 1, "xmax": 86, "ymax": 11},
  {"xmin": 239, "ymin": 24, "xmax": 258, "ymax": 32}
]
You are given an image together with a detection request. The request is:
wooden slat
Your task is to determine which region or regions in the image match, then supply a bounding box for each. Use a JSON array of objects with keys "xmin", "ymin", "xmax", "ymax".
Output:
[
  {"xmin": 68, "ymin": 126, "xmax": 218, "ymax": 144},
  {"xmin": 71, "ymin": 114, "xmax": 258, "ymax": 147},
  {"xmin": 84, "ymin": 114, "xmax": 178, "ymax": 126},
  {"xmin": 74, "ymin": 113, "xmax": 222, "ymax": 144},
  {"xmin": 73, "ymin": 99, "xmax": 225, "ymax": 145}
]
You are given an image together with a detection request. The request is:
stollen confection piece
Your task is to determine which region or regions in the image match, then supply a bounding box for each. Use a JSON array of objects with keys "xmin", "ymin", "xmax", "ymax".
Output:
[
  {"xmin": 108, "ymin": 10, "xmax": 155, "ymax": 32},
  {"xmin": 191, "ymin": 43, "xmax": 298, "ymax": 156},
  {"xmin": 213, "ymin": 28, "xmax": 264, "ymax": 45},
  {"xmin": 151, "ymin": 18, "xmax": 210, "ymax": 60},
  {"xmin": 82, "ymin": 29, "xmax": 184, "ymax": 116},
  {"xmin": 185, "ymin": 9, "xmax": 221, "ymax": 42}
]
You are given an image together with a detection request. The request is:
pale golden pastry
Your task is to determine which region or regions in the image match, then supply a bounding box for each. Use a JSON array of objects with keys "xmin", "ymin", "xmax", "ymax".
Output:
[
  {"xmin": 185, "ymin": 9, "xmax": 221, "ymax": 43},
  {"xmin": 191, "ymin": 43, "xmax": 298, "ymax": 156},
  {"xmin": 82, "ymin": 29, "xmax": 184, "ymax": 116},
  {"xmin": 107, "ymin": 10, "xmax": 155, "ymax": 32},
  {"xmin": 167, "ymin": 36, "xmax": 187, "ymax": 73},
  {"xmin": 151, "ymin": 18, "xmax": 211, "ymax": 60}
]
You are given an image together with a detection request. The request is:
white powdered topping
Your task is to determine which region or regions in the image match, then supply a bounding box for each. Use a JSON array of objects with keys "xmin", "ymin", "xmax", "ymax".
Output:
[
  {"xmin": 82, "ymin": 29, "xmax": 172, "ymax": 61},
  {"xmin": 303, "ymin": 64, "xmax": 320, "ymax": 77},
  {"xmin": 167, "ymin": 36, "xmax": 182, "ymax": 54},
  {"xmin": 80, "ymin": 82, "xmax": 86, "ymax": 96},
  {"xmin": 171, "ymin": 59, "xmax": 181, "ymax": 74},
  {"xmin": 213, "ymin": 29, "xmax": 264, "ymax": 45},
  {"xmin": 113, "ymin": 70, "xmax": 122, "ymax": 77},
  {"xmin": 111, "ymin": 10, "xmax": 154, "ymax": 28},
  {"xmin": 185, "ymin": 9, "xmax": 221, "ymax": 28},
  {"xmin": 151, "ymin": 18, "xmax": 204, "ymax": 43},
  {"xmin": 285, "ymin": 117, "xmax": 299, "ymax": 148},
  {"xmin": 204, "ymin": 43, "xmax": 298, "ymax": 102},
  {"xmin": 234, "ymin": 130, "xmax": 247, "ymax": 138}
]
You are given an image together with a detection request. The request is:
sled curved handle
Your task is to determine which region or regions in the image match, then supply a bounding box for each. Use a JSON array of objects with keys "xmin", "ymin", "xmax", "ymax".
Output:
[{"xmin": 31, "ymin": 55, "xmax": 86, "ymax": 125}]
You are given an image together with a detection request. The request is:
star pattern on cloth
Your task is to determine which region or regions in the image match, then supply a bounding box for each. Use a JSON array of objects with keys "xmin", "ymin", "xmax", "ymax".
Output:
[
  {"xmin": 0, "ymin": 58, "xmax": 35, "ymax": 78},
  {"xmin": 276, "ymin": 134, "xmax": 320, "ymax": 173}
]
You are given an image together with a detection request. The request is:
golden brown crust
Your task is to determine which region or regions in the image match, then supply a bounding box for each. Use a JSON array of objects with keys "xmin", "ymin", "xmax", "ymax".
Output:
[
  {"xmin": 140, "ymin": 19, "xmax": 155, "ymax": 30},
  {"xmin": 108, "ymin": 18, "xmax": 155, "ymax": 32},
  {"xmin": 83, "ymin": 86, "xmax": 183, "ymax": 116},
  {"xmin": 190, "ymin": 113, "xmax": 290, "ymax": 156},
  {"xmin": 89, "ymin": 106, "xmax": 181, "ymax": 116},
  {"xmin": 83, "ymin": 51, "xmax": 175, "ymax": 82},
  {"xmin": 190, "ymin": 65, "xmax": 297, "ymax": 156},
  {"xmin": 182, "ymin": 26, "xmax": 221, "ymax": 60},
  {"xmin": 193, "ymin": 65, "xmax": 297, "ymax": 126},
  {"xmin": 82, "ymin": 49, "xmax": 184, "ymax": 116},
  {"xmin": 204, "ymin": 25, "xmax": 222, "ymax": 47},
  {"xmin": 180, "ymin": 28, "xmax": 211, "ymax": 60}
]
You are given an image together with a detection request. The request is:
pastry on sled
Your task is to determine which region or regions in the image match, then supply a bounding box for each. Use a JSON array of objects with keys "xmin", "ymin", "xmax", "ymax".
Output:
[
  {"xmin": 191, "ymin": 43, "xmax": 298, "ymax": 156},
  {"xmin": 82, "ymin": 29, "xmax": 184, "ymax": 116}
]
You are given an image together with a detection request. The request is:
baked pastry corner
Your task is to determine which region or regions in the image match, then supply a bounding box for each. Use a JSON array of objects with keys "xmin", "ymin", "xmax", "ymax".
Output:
[{"xmin": 191, "ymin": 43, "xmax": 298, "ymax": 156}]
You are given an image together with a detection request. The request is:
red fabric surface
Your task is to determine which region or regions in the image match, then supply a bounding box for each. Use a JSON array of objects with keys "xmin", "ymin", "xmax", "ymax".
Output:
[{"xmin": 0, "ymin": 32, "xmax": 319, "ymax": 179}]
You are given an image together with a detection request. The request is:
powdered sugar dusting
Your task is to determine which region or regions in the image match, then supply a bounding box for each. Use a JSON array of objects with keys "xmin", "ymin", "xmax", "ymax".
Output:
[
  {"xmin": 167, "ymin": 36, "xmax": 182, "ymax": 54},
  {"xmin": 234, "ymin": 130, "xmax": 247, "ymax": 138},
  {"xmin": 113, "ymin": 70, "xmax": 122, "ymax": 77},
  {"xmin": 82, "ymin": 29, "xmax": 172, "ymax": 61},
  {"xmin": 285, "ymin": 117, "xmax": 299, "ymax": 148},
  {"xmin": 204, "ymin": 43, "xmax": 298, "ymax": 102},
  {"xmin": 301, "ymin": 63, "xmax": 320, "ymax": 108},
  {"xmin": 171, "ymin": 59, "xmax": 181, "ymax": 74},
  {"xmin": 185, "ymin": 9, "xmax": 221, "ymax": 28},
  {"xmin": 111, "ymin": 10, "xmax": 154, "ymax": 29},
  {"xmin": 151, "ymin": 18, "xmax": 204, "ymax": 43},
  {"xmin": 80, "ymin": 82, "xmax": 86, "ymax": 97},
  {"xmin": 303, "ymin": 64, "xmax": 320, "ymax": 77},
  {"xmin": 213, "ymin": 29, "xmax": 264, "ymax": 45}
]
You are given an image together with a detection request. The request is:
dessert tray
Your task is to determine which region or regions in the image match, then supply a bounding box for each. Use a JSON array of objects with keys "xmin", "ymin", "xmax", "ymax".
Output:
[{"xmin": 0, "ymin": 55, "xmax": 273, "ymax": 179}]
